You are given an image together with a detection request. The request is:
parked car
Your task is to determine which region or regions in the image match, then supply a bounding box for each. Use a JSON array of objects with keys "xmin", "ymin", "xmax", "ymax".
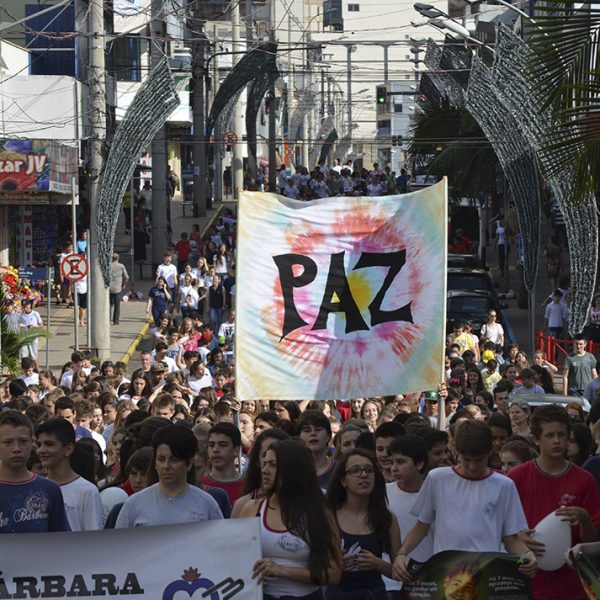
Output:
[
  {"xmin": 446, "ymin": 290, "xmax": 513, "ymax": 342},
  {"xmin": 447, "ymin": 253, "xmax": 484, "ymax": 269},
  {"xmin": 447, "ymin": 267, "xmax": 497, "ymax": 298},
  {"xmin": 508, "ymin": 393, "xmax": 587, "ymax": 412}
]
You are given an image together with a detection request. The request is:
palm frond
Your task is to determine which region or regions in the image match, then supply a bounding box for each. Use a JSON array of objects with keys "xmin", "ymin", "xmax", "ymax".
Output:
[{"xmin": 408, "ymin": 103, "xmax": 498, "ymax": 201}]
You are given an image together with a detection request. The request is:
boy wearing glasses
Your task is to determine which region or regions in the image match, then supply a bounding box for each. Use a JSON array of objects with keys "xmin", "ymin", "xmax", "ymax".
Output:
[{"xmin": 393, "ymin": 420, "xmax": 537, "ymax": 581}]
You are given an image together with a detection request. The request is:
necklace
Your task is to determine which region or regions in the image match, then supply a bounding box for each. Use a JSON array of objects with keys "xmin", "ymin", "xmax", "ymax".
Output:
[{"xmin": 161, "ymin": 484, "xmax": 188, "ymax": 502}]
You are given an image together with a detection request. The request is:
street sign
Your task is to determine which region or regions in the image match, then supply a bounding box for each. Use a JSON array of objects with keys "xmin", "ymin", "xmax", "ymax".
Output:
[
  {"xmin": 285, "ymin": 146, "xmax": 295, "ymax": 157},
  {"xmin": 223, "ymin": 131, "xmax": 237, "ymax": 146},
  {"xmin": 60, "ymin": 253, "xmax": 88, "ymax": 282}
]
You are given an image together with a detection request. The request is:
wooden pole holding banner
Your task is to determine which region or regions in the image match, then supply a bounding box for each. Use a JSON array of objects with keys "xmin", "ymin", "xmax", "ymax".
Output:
[
  {"xmin": 72, "ymin": 179, "xmax": 79, "ymax": 351},
  {"xmin": 439, "ymin": 176, "xmax": 449, "ymax": 431},
  {"xmin": 45, "ymin": 266, "xmax": 52, "ymax": 370},
  {"xmin": 437, "ymin": 387, "xmax": 446, "ymax": 431}
]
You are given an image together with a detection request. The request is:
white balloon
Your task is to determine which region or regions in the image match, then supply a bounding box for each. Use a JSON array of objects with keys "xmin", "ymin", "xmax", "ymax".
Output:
[
  {"xmin": 532, "ymin": 511, "xmax": 572, "ymax": 571},
  {"xmin": 100, "ymin": 487, "xmax": 128, "ymax": 523}
]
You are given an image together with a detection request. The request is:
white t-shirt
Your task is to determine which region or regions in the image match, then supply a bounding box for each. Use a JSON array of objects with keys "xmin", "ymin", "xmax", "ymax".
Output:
[
  {"xmin": 19, "ymin": 311, "xmax": 42, "ymax": 329},
  {"xmin": 188, "ymin": 371, "xmax": 215, "ymax": 393},
  {"xmin": 150, "ymin": 354, "xmax": 178, "ymax": 374},
  {"xmin": 179, "ymin": 285, "xmax": 199, "ymax": 309},
  {"xmin": 385, "ymin": 482, "xmax": 435, "ymax": 590},
  {"xmin": 75, "ymin": 276, "xmax": 87, "ymax": 295},
  {"xmin": 60, "ymin": 476, "xmax": 103, "ymax": 531},
  {"xmin": 19, "ymin": 372, "xmax": 39, "ymax": 386},
  {"xmin": 59, "ymin": 366, "xmax": 92, "ymax": 389},
  {"xmin": 411, "ymin": 467, "xmax": 527, "ymax": 554},
  {"xmin": 480, "ymin": 322, "xmax": 504, "ymax": 345},
  {"xmin": 156, "ymin": 263, "xmax": 178, "ymax": 288},
  {"xmin": 283, "ymin": 185, "xmax": 299, "ymax": 199},
  {"xmin": 115, "ymin": 483, "xmax": 223, "ymax": 527},
  {"xmin": 496, "ymin": 225, "xmax": 507, "ymax": 245}
]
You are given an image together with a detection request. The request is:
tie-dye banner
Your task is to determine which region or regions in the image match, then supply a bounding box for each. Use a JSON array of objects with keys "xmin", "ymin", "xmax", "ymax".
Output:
[{"xmin": 236, "ymin": 179, "xmax": 448, "ymax": 401}]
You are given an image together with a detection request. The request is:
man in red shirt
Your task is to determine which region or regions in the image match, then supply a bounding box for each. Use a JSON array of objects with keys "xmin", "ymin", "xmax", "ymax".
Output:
[
  {"xmin": 175, "ymin": 232, "xmax": 191, "ymax": 273},
  {"xmin": 509, "ymin": 404, "xmax": 600, "ymax": 600}
]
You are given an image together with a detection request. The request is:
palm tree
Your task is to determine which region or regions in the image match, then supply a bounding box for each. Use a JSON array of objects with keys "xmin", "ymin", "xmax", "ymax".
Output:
[
  {"xmin": 408, "ymin": 100, "xmax": 500, "ymax": 202},
  {"xmin": 528, "ymin": 1, "xmax": 600, "ymax": 203}
]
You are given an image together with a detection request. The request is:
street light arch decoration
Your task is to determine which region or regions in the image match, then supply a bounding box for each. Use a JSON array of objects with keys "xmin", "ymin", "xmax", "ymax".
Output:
[
  {"xmin": 206, "ymin": 40, "xmax": 279, "ymax": 140},
  {"xmin": 246, "ymin": 67, "xmax": 280, "ymax": 175},
  {"xmin": 96, "ymin": 57, "xmax": 180, "ymax": 285},
  {"xmin": 490, "ymin": 25, "xmax": 597, "ymax": 334}
]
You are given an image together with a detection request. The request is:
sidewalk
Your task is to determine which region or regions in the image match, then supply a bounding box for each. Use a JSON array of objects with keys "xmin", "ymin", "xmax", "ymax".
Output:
[{"xmin": 37, "ymin": 198, "xmax": 233, "ymax": 372}]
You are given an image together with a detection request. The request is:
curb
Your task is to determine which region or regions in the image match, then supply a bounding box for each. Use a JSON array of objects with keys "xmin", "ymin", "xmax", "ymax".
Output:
[
  {"xmin": 120, "ymin": 320, "xmax": 151, "ymax": 365},
  {"xmin": 119, "ymin": 203, "xmax": 227, "ymax": 364}
]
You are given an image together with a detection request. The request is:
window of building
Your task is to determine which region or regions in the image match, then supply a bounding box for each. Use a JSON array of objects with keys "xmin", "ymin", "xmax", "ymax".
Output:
[
  {"xmin": 394, "ymin": 103, "xmax": 403, "ymax": 113},
  {"xmin": 26, "ymin": 3, "xmax": 75, "ymax": 76},
  {"xmin": 348, "ymin": 4, "xmax": 360, "ymax": 11},
  {"xmin": 113, "ymin": 35, "xmax": 142, "ymax": 82}
]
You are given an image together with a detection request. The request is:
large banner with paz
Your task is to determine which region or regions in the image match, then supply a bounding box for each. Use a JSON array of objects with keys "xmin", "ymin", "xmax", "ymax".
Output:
[
  {"xmin": 236, "ymin": 180, "xmax": 447, "ymax": 400},
  {"xmin": 0, "ymin": 519, "xmax": 261, "ymax": 599}
]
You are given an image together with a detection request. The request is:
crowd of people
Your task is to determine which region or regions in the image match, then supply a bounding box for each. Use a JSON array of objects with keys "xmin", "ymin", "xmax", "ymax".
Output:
[
  {"xmin": 3, "ymin": 320, "xmax": 600, "ymax": 597},
  {"xmin": 242, "ymin": 159, "xmax": 411, "ymax": 200},
  {"xmin": 5, "ymin": 170, "xmax": 600, "ymax": 599}
]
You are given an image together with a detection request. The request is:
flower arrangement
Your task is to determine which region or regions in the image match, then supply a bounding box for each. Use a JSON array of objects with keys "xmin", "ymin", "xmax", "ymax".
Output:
[{"xmin": 0, "ymin": 265, "xmax": 43, "ymax": 306}]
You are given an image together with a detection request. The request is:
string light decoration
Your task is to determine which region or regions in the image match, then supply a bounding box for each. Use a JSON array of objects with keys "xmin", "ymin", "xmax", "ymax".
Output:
[
  {"xmin": 288, "ymin": 90, "xmax": 316, "ymax": 154},
  {"xmin": 466, "ymin": 57, "xmax": 541, "ymax": 293},
  {"xmin": 246, "ymin": 68, "xmax": 280, "ymax": 173},
  {"xmin": 309, "ymin": 116, "xmax": 335, "ymax": 167},
  {"xmin": 97, "ymin": 57, "xmax": 180, "ymax": 286},
  {"xmin": 489, "ymin": 25, "xmax": 597, "ymax": 335},
  {"xmin": 335, "ymin": 134, "xmax": 352, "ymax": 163},
  {"xmin": 206, "ymin": 40, "xmax": 278, "ymax": 137}
]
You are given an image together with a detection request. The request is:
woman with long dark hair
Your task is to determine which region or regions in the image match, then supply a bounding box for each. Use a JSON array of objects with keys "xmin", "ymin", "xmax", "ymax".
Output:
[
  {"xmin": 325, "ymin": 449, "xmax": 400, "ymax": 600},
  {"xmin": 232, "ymin": 428, "xmax": 289, "ymax": 517},
  {"xmin": 240, "ymin": 439, "xmax": 342, "ymax": 599}
]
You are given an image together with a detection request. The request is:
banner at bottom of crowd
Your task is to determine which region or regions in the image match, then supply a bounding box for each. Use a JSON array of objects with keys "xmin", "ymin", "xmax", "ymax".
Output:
[
  {"xmin": 404, "ymin": 550, "xmax": 532, "ymax": 599},
  {"xmin": 236, "ymin": 180, "xmax": 448, "ymax": 400},
  {"xmin": 0, "ymin": 518, "xmax": 261, "ymax": 599},
  {"xmin": 571, "ymin": 550, "xmax": 600, "ymax": 600}
]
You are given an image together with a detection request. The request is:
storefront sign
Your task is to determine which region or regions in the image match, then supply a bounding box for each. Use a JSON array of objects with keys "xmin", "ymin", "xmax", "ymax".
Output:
[{"xmin": 0, "ymin": 139, "xmax": 77, "ymax": 195}]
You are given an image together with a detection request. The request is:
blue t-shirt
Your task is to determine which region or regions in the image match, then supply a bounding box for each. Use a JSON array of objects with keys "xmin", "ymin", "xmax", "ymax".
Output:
[
  {"xmin": 149, "ymin": 287, "xmax": 168, "ymax": 312},
  {"xmin": 0, "ymin": 474, "xmax": 70, "ymax": 533},
  {"xmin": 206, "ymin": 485, "xmax": 231, "ymax": 518}
]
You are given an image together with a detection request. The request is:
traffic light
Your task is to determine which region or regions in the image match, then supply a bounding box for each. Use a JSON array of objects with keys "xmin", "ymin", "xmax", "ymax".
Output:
[{"xmin": 376, "ymin": 87, "xmax": 387, "ymax": 105}]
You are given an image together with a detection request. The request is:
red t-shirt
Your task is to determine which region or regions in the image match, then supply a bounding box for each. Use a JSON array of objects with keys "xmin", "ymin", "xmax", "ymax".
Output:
[
  {"xmin": 509, "ymin": 459, "xmax": 600, "ymax": 600},
  {"xmin": 175, "ymin": 240, "xmax": 191, "ymax": 261},
  {"xmin": 203, "ymin": 473, "xmax": 244, "ymax": 506}
]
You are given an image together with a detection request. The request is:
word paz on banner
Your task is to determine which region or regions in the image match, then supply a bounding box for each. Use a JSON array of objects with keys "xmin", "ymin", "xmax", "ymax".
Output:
[
  {"xmin": 274, "ymin": 249, "xmax": 413, "ymax": 339},
  {"xmin": 0, "ymin": 571, "xmax": 143, "ymax": 599}
]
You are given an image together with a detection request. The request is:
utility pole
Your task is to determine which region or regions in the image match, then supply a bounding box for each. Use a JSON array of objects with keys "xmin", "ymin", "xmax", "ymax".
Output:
[
  {"xmin": 232, "ymin": 0, "xmax": 244, "ymax": 199},
  {"xmin": 191, "ymin": 3, "xmax": 208, "ymax": 216},
  {"xmin": 268, "ymin": 0, "xmax": 277, "ymax": 191},
  {"xmin": 346, "ymin": 44, "xmax": 353, "ymax": 143},
  {"xmin": 88, "ymin": 0, "xmax": 110, "ymax": 359},
  {"xmin": 212, "ymin": 24, "xmax": 223, "ymax": 203},
  {"xmin": 151, "ymin": 0, "xmax": 169, "ymax": 266}
]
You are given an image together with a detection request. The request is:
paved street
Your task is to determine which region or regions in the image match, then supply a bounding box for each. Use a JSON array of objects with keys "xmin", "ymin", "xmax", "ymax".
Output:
[{"xmin": 36, "ymin": 197, "xmax": 232, "ymax": 371}]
